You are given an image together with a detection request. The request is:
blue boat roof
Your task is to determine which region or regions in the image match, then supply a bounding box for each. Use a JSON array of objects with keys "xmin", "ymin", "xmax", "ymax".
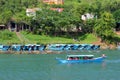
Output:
[
  {"xmin": 80, "ymin": 44, "xmax": 88, "ymax": 46},
  {"xmin": 12, "ymin": 44, "xmax": 21, "ymax": 46},
  {"xmin": 67, "ymin": 55, "xmax": 94, "ymax": 57},
  {"xmin": 49, "ymin": 44, "xmax": 66, "ymax": 46}
]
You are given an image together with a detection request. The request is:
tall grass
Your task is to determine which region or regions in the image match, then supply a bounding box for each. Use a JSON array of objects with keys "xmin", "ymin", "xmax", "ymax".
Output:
[
  {"xmin": 0, "ymin": 30, "xmax": 99, "ymax": 44},
  {"xmin": 78, "ymin": 34, "xmax": 99, "ymax": 44},
  {"xmin": 0, "ymin": 30, "xmax": 20, "ymax": 44},
  {"xmin": 21, "ymin": 31, "xmax": 98, "ymax": 44},
  {"xmin": 21, "ymin": 31, "xmax": 79, "ymax": 44}
]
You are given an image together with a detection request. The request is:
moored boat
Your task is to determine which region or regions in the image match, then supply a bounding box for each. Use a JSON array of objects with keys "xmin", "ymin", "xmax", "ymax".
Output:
[
  {"xmin": 56, "ymin": 54, "xmax": 106, "ymax": 64},
  {"xmin": 47, "ymin": 44, "xmax": 65, "ymax": 51}
]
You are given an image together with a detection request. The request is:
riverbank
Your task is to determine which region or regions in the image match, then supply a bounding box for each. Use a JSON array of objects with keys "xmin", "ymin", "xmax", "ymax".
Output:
[
  {"xmin": 0, "ymin": 46, "xmax": 118, "ymax": 54},
  {"xmin": 0, "ymin": 30, "xmax": 119, "ymax": 51},
  {"xmin": 0, "ymin": 50, "xmax": 65, "ymax": 54},
  {"xmin": 0, "ymin": 30, "xmax": 98, "ymax": 44},
  {"xmin": 92, "ymin": 41, "xmax": 117, "ymax": 50}
]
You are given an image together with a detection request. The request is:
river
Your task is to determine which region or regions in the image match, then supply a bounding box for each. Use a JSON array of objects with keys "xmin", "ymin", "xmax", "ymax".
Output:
[{"xmin": 0, "ymin": 49, "xmax": 120, "ymax": 80}]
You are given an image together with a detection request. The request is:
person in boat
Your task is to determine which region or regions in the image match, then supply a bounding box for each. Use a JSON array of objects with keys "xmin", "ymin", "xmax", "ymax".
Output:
[
  {"xmin": 75, "ymin": 57, "xmax": 79, "ymax": 60},
  {"xmin": 67, "ymin": 57, "xmax": 73, "ymax": 60},
  {"xmin": 83, "ymin": 56, "xmax": 88, "ymax": 60},
  {"xmin": 67, "ymin": 57, "xmax": 79, "ymax": 60},
  {"xmin": 67, "ymin": 57, "xmax": 71, "ymax": 60},
  {"xmin": 102, "ymin": 54, "xmax": 106, "ymax": 58}
]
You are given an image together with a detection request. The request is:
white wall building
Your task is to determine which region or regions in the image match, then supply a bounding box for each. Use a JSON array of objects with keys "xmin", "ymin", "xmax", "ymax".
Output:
[
  {"xmin": 26, "ymin": 8, "xmax": 41, "ymax": 17},
  {"xmin": 81, "ymin": 13, "xmax": 94, "ymax": 21}
]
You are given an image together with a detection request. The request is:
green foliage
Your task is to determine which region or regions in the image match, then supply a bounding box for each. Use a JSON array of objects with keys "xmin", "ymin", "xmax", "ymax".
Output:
[
  {"xmin": 0, "ymin": 0, "xmax": 120, "ymax": 44},
  {"xmin": 34, "ymin": 5, "xmax": 80, "ymax": 35},
  {"xmin": 113, "ymin": 9, "xmax": 120, "ymax": 22},
  {"xmin": 21, "ymin": 31, "xmax": 80, "ymax": 44},
  {"xmin": 0, "ymin": 30, "xmax": 14, "ymax": 40},
  {"xmin": 78, "ymin": 34, "xmax": 98, "ymax": 43},
  {"xmin": 0, "ymin": 30, "xmax": 20, "ymax": 44},
  {"xmin": 82, "ymin": 19, "xmax": 96, "ymax": 33},
  {"xmin": 0, "ymin": 10, "xmax": 13, "ymax": 24},
  {"xmin": 21, "ymin": 31, "xmax": 98, "ymax": 44},
  {"xmin": 94, "ymin": 12, "xmax": 116, "ymax": 44}
]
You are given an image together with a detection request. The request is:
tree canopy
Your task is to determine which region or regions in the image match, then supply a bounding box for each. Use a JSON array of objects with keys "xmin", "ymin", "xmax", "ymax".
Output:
[{"xmin": 0, "ymin": 0, "xmax": 120, "ymax": 44}]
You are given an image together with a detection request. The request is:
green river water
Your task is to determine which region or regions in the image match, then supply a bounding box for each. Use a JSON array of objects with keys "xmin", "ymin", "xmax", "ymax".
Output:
[{"xmin": 0, "ymin": 49, "xmax": 120, "ymax": 80}]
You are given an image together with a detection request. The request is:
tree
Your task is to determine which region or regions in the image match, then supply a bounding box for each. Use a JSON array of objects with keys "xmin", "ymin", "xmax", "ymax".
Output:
[
  {"xmin": 0, "ymin": 10, "xmax": 13, "ymax": 24},
  {"xmin": 113, "ymin": 9, "xmax": 120, "ymax": 22},
  {"xmin": 81, "ymin": 19, "xmax": 95, "ymax": 33},
  {"xmin": 94, "ymin": 12, "xmax": 116, "ymax": 44}
]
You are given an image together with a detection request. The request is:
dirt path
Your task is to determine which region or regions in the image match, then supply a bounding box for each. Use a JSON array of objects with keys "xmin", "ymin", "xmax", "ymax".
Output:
[
  {"xmin": 116, "ymin": 31, "xmax": 120, "ymax": 35},
  {"xmin": 16, "ymin": 32, "xmax": 30, "ymax": 43}
]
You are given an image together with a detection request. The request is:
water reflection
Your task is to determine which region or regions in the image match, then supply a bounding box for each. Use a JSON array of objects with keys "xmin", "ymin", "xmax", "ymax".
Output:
[
  {"xmin": 106, "ymin": 59, "xmax": 120, "ymax": 63},
  {"xmin": 102, "ymin": 61, "xmax": 107, "ymax": 69}
]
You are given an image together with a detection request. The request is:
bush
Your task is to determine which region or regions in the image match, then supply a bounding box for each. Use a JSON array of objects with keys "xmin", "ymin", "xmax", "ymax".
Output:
[{"xmin": 0, "ymin": 30, "xmax": 14, "ymax": 40}]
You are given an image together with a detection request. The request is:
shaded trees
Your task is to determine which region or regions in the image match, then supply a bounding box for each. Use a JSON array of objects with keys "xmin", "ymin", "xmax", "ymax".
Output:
[
  {"xmin": 0, "ymin": 0, "xmax": 119, "ymax": 44},
  {"xmin": 113, "ymin": 9, "xmax": 120, "ymax": 22},
  {"xmin": 94, "ymin": 12, "xmax": 116, "ymax": 44},
  {"xmin": 35, "ymin": 4, "xmax": 80, "ymax": 36}
]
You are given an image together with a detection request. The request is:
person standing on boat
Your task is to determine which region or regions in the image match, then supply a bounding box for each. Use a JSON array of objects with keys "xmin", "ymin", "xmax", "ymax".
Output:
[
  {"xmin": 67, "ymin": 57, "xmax": 72, "ymax": 60},
  {"xmin": 28, "ymin": 46, "xmax": 32, "ymax": 53},
  {"xmin": 102, "ymin": 54, "xmax": 106, "ymax": 58}
]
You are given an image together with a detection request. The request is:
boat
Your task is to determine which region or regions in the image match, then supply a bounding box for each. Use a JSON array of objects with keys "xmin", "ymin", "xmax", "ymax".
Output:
[
  {"xmin": 117, "ymin": 46, "xmax": 120, "ymax": 50},
  {"xmin": 47, "ymin": 44, "xmax": 65, "ymax": 51},
  {"xmin": 117, "ymin": 43, "xmax": 120, "ymax": 50},
  {"xmin": 56, "ymin": 54, "xmax": 106, "ymax": 64},
  {"xmin": 2, "ymin": 45, "xmax": 10, "ymax": 51},
  {"xmin": 22, "ymin": 44, "xmax": 46, "ymax": 51}
]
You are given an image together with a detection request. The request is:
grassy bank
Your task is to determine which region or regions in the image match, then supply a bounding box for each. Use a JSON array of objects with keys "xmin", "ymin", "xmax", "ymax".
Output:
[
  {"xmin": 21, "ymin": 31, "xmax": 99, "ymax": 44},
  {"xmin": 0, "ymin": 30, "xmax": 99, "ymax": 44},
  {"xmin": 0, "ymin": 30, "xmax": 20, "ymax": 44}
]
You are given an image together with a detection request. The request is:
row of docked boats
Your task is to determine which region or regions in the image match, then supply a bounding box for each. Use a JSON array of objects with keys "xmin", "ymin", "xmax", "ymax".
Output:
[
  {"xmin": 0, "ymin": 44, "xmax": 46, "ymax": 51},
  {"xmin": 0, "ymin": 44, "xmax": 100, "ymax": 51},
  {"xmin": 47, "ymin": 44, "xmax": 100, "ymax": 51}
]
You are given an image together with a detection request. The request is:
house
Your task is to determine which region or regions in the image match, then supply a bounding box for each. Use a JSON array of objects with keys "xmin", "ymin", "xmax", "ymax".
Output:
[
  {"xmin": 81, "ymin": 13, "xmax": 94, "ymax": 21},
  {"xmin": 43, "ymin": 0, "xmax": 64, "ymax": 5},
  {"xmin": 26, "ymin": 8, "xmax": 41, "ymax": 17}
]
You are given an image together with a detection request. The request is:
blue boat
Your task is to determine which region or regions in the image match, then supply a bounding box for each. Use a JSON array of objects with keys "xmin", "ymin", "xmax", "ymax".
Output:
[
  {"xmin": 72, "ymin": 44, "xmax": 80, "ymax": 50},
  {"xmin": 91, "ymin": 45, "xmax": 100, "ymax": 50},
  {"xmin": 0, "ymin": 45, "xmax": 3, "ymax": 50},
  {"xmin": 84, "ymin": 44, "xmax": 94, "ymax": 50},
  {"xmin": 117, "ymin": 42, "xmax": 120, "ymax": 49},
  {"xmin": 64, "ymin": 44, "xmax": 72, "ymax": 50},
  {"xmin": 47, "ymin": 44, "xmax": 65, "ymax": 51},
  {"xmin": 78, "ymin": 44, "xmax": 88, "ymax": 50},
  {"xmin": 56, "ymin": 54, "xmax": 106, "ymax": 64},
  {"xmin": 36, "ymin": 44, "xmax": 46, "ymax": 51},
  {"xmin": 63, "ymin": 44, "xmax": 80, "ymax": 50},
  {"xmin": 117, "ymin": 46, "xmax": 120, "ymax": 50},
  {"xmin": 22, "ymin": 44, "xmax": 45, "ymax": 51},
  {"xmin": 2, "ymin": 45, "xmax": 10, "ymax": 51},
  {"xmin": 11, "ymin": 44, "xmax": 22, "ymax": 51}
]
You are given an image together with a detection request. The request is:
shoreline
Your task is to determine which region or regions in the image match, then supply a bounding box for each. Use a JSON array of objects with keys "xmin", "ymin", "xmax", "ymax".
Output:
[
  {"xmin": 0, "ymin": 50, "xmax": 64, "ymax": 54},
  {"xmin": 0, "ymin": 48, "xmax": 118, "ymax": 55},
  {"xmin": 0, "ymin": 43, "xmax": 119, "ymax": 54}
]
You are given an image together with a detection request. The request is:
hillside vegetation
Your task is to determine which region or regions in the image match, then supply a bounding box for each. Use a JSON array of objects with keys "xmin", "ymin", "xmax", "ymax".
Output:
[
  {"xmin": 0, "ymin": 0, "xmax": 120, "ymax": 45},
  {"xmin": 0, "ymin": 30, "xmax": 98, "ymax": 44}
]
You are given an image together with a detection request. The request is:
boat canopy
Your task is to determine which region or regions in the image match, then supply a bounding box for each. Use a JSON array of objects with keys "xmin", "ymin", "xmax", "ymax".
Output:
[{"xmin": 67, "ymin": 55, "xmax": 94, "ymax": 58}]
